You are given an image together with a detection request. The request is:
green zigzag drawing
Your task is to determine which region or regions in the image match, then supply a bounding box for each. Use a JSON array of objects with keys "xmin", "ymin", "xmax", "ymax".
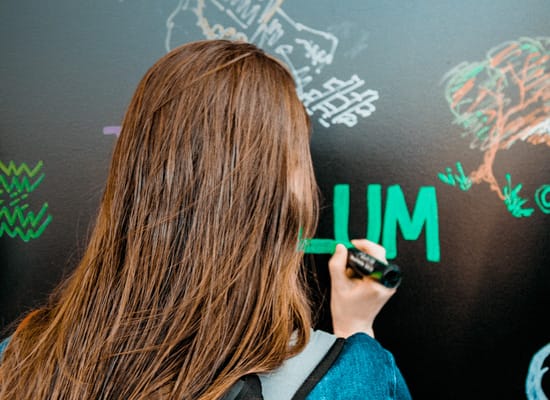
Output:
[{"xmin": 0, "ymin": 160, "xmax": 52, "ymax": 241}]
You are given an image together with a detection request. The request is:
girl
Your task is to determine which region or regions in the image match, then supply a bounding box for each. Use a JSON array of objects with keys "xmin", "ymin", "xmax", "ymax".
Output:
[{"xmin": 0, "ymin": 40, "xmax": 410, "ymax": 399}]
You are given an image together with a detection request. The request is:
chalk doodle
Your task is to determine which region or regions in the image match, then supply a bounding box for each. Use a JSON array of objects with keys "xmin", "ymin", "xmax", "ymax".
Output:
[
  {"xmin": 303, "ymin": 184, "xmax": 440, "ymax": 262},
  {"xmin": 526, "ymin": 343, "xmax": 550, "ymax": 400},
  {"xmin": 437, "ymin": 161, "xmax": 472, "ymax": 191},
  {"xmin": 503, "ymin": 173, "xmax": 534, "ymax": 217},
  {"xmin": 300, "ymin": 75, "xmax": 379, "ymax": 128},
  {"xmin": 103, "ymin": 126, "xmax": 121, "ymax": 136},
  {"xmin": 163, "ymin": 0, "xmax": 379, "ymax": 128},
  {"xmin": 0, "ymin": 161, "xmax": 52, "ymax": 241},
  {"xmin": 535, "ymin": 184, "xmax": 550, "ymax": 214},
  {"xmin": 440, "ymin": 37, "xmax": 550, "ymax": 217}
]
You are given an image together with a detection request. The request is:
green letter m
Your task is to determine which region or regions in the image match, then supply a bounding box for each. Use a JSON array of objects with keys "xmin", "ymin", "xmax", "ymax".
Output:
[{"xmin": 383, "ymin": 185, "xmax": 440, "ymax": 262}]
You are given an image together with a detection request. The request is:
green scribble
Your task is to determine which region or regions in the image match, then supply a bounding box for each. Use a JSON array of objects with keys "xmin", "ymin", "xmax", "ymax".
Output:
[
  {"xmin": 464, "ymin": 64, "xmax": 485, "ymax": 80},
  {"xmin": 503, "ymin": 174, "xmax": 534, "ymax": 218},
  {"xmin": 0, "ymin": 160, "xmax": 45, "ymax": 177},
  {"xmin": 475, "ymin": 125, "xmax": 490, "ymax": 140},
  {"xmin": 0, "ymin": 160, "xmax": 52, "ymax": 241},
  {"xmin": 0, "ymin": 174, "xmax": 45, "ymax": 193},
  {"xmin": 534, "ymin": 184, "xmax": 550, "ymax": 214},
  {"xmin": 438, "ymin": 162, "xmax": 472, "ymax": 191}
]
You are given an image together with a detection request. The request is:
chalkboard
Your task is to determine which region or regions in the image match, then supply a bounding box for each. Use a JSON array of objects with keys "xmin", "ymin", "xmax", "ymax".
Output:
[{"xmin": 1, "ymin": 1, "xmax": 549, "ymax": 398}]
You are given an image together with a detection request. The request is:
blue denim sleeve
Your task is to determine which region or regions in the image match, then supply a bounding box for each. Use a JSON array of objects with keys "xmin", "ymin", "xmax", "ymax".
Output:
[
  {"xmin": 306, "ymin": 333, "xmax": 412, "ymax": 400},
  {"xmin": 0, "ymin": 337, "xmax": 11, "ymax": 359}
]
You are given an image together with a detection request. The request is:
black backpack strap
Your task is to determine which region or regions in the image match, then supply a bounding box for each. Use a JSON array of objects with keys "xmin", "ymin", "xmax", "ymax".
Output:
[
  {"xmin": 222, "ymin": 374, "xmax": 263, "ymax": 400},
  {"xmin": 290, "ymin": 338, "xmax": 346, "ymax": 400},
  {"xmin": 258, "ymin": 330, "xmax": 339, "ymax": 399},
  {"xmin": 233, "ymin": 374, "xmax": 263, "ymax": 400},
  {"xmin": 223, "ymin": 330, "xmax": 344, "ymax": 400}
]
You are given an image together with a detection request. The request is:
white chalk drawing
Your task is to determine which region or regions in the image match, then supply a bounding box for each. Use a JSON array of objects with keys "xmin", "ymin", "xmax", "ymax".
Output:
[
  {"xmin": 327, "ymin": 21, "xmax": 370, "ymax": 60},
  {"xmin": 526, "ymin": 343, "xmax": 550, "ymax": 400},
  {"xmin": 301, "ymin": 75, "xmax": 378, "ymax": 128},
  {"xmin": 164, "ymin": 0, "xmax": 379, "ymax": 128}
]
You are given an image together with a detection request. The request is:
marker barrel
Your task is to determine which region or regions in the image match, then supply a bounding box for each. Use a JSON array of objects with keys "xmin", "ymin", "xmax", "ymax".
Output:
[{"xmin": 347, "ymin": 248, "xmax": 402, "ymax": 288}]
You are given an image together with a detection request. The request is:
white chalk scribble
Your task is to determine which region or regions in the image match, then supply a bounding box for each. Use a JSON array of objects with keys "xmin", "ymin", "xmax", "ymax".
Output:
[{"xmin": 164, "ymin": 0, "xmax": 379, "ymax": 128}]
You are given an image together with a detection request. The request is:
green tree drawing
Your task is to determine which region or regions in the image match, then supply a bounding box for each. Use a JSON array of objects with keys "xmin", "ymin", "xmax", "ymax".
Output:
[{"xmin": 440, "ymin": 37, "xmax": 550, "ymax": 217}]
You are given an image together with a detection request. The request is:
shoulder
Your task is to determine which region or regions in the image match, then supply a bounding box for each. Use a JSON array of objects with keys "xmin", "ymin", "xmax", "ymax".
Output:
[
  {"xmin": 306, "ymin": 333, "xmax": 411, "ymax": 400},
  {"xmin": 0, "ymin": 336, "xmax": 11, "ymax": 359},
  {"xmin": 0, "ymin": 310, "xmax": 39, "ymax": 360},
  {"xmin": 331, "ymin": 333, "xmax": 398, "ymax": 380}
]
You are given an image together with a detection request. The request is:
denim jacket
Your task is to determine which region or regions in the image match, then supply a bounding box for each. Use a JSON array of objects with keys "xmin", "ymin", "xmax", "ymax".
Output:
[
  {"xmin": 0, "ymin": 338, "xmax": 8, "ymax": 358},
  {"xmin": 307, "ymin": 332, "xmax": 412, "ymax": 399}
]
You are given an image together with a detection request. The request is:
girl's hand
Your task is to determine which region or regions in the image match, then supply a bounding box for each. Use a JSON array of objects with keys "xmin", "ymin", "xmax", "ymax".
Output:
[{"xmin": 328, "ymin": 239, "xmax": 397, "ymax": 338}]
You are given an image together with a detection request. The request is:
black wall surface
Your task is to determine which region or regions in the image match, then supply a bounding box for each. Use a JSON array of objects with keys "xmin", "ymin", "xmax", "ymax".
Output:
[{"xmin": 1, "ymin": 1, "xmax": 549, "ymax": 398}]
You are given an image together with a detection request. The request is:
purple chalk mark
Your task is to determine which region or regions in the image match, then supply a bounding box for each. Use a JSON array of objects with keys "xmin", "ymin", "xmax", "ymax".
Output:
[{"xmin": 103, "ymin": 126, "xmax": 121, "ymax": 136}]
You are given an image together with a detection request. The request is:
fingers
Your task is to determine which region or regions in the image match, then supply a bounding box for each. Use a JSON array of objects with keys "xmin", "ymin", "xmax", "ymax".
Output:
[
  {"xmin": 328, "ymin": 240, "xmax": 397, "ymax": 338},
  {"xmin": 328, "ymin": 244, "xmax": 349, "ymax": 284},
  {"xmin": 329, "ymin": 240, "xmax": 394, "ymax": 287},
  {"xmin": 349, "ymin": 241, "xmax": 397, "ymax": 293},
  {"xmin": 350, "ymin": 239, "xmax": 387, "ymax": 263}
]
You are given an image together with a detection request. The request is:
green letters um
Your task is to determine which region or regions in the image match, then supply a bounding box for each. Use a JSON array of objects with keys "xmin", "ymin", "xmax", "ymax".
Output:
[{"xmin": 303, "ymin": 184, "xmax": 440, "ymax": 262}]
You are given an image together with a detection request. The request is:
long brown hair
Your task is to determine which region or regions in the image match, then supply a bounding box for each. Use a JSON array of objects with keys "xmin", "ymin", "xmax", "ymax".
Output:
[{"xmin": 0, "ymin": 40, "xmax": 318, "ymax": 399}]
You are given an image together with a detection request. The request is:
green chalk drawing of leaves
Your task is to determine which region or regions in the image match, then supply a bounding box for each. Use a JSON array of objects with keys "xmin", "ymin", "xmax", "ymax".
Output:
[
  {"xmin": 438, "ymin": 162, "xmax": 472, "ymax": 191},
  {"xmin": 503, "ymin": 174, "xmax": 534, "ymax": 218}
]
